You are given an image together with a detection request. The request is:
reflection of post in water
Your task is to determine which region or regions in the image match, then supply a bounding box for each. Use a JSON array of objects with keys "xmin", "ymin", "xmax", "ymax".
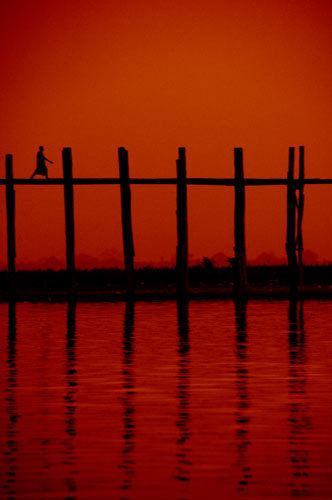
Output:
[
  {"xmin": 3, "ymin": 301, "xmax": 19, "ymax": 498},
  {"xmin": 288, "ymin": 300, "xmax": 311, "ymax": 496},
  {"xmin": 119, "ymin": 300, "xmax": 136, "ymax": 494},
  {"xmin": 174, "ymin": 299, "xmax": 192, "ymax": 486},
  {"xmin": 63, "ymin": 299, "xmax": 78, "ymax": 497},
  {"xmin": 234, "ymin": 300, "xmax": 252, "ymax": 491}
]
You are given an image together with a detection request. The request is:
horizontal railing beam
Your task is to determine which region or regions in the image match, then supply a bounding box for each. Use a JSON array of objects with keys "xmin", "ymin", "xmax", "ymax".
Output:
[{"xmin": 0, "ymin": 178, "xmax": 332, "ymax": 186}]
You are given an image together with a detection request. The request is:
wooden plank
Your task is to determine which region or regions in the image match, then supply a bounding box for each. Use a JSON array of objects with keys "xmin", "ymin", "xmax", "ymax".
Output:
[
  {"xmin": 2, "ymin": 177, "xmax": 332, "ymax": 186},
  {"xmin": 297, "ymin": 146, "xmax": 305, "ymax": 290},
  {"xmin": 5, "ymin": 155, "xmax": 16, "ymax": 295},
  {"xmin": 62, "ymin": 148, "xmax": 75, "ymax": 293},
  {"xmin": 176, "ymin": 147, "xmax": 188, "ymax": 297},
  {"xmin": 234, "ymin": 148, "xmax": 247, "ymax": 296},
  {"xmin": 118, "ymin": 147, "xmax": 135, "ymax": 296},
  {"xmin": 286, "ymin": 147, "xmax": 298, "ymax": 296}
]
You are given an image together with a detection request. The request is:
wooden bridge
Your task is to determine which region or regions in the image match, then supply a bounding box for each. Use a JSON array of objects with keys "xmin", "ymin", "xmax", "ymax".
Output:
[{"xmin": 0, "ymin": 145, "xmax": 329, "ymax": 298}]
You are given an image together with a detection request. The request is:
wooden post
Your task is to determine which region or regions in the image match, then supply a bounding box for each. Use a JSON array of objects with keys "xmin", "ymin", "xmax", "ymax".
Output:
[
  {"xmin": 118, "ymin": 147, "xmax": 135, "ymax": 296},
  {"xmin": 62, "ymin": 148, "xmax": 75, "ymax": 293},
  {"xmin": 176, "ymin": 147, "xmax": 188, "ymax": 297},
  {"xmin": 286, "ymin": 147, "xmax": 298, "ymax": 296},
  {"xmin": 6, "ymin": 155, "xmax": 16, "ymax": 295},
  {"xmin": 297, "ymin": 146, "xmax": 305, "ymax": 290},
  {"xmin": 234, "ymin": 148, "xmax": 247, "ymax": 296}
]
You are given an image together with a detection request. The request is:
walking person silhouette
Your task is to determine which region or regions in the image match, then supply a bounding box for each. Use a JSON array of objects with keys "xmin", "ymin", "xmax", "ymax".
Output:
[{"xmin": 30, "ymin": 146, "xmax": 53, "ymax": 179}]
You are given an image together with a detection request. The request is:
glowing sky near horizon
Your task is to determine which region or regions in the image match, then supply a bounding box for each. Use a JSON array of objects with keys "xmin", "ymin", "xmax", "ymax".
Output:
[{"xmin": 1, "ymin": 0, "xmax": 332, "ymax": 268}]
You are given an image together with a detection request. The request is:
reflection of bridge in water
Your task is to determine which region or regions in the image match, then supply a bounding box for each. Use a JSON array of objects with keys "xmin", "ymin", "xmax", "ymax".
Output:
[
  {"xmin": 234, "ymin": 301, "xmax": 253, "ymax": 492},
  {"xmin": 174, "ymin": 300, "xmax": 192, "ymax": 490},
  {"xmin": 119, "ymin": 301, "xmax": 136, "ymax": 496},
  {"xmin": 3, "ymin": 302, "xmax": 18, "ymax": 499},
  {"xmin": 1, "ymin": 298, "xmax": 321, "ymax": 499},
  {"xmin": 288, "ymin": 300, "xmax": 312, "ymax": 497},
  {"xmin": 62, "ymin": 300, "xmax": 78, "ymax": 496}
]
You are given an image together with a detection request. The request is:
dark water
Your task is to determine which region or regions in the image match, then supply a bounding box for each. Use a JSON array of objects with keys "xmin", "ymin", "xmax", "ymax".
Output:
[{"xmin": 0, "ymin": 300, "xmax": 332, "ymax": 499}]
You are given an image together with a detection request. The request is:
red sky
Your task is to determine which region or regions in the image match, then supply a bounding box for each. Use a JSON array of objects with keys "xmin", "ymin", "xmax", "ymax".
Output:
[{"xmin": 1, "ymin": 0, "xmax": 332, "ymax": 268}]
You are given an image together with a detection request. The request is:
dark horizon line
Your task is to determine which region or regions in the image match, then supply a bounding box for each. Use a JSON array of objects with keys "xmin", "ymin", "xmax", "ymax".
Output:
[{"xmin": 0, "ymin": 263, "xmax": 331, "ymax": 272}]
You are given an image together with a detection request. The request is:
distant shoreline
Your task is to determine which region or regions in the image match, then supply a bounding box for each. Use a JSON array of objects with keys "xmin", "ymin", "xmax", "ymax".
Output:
[
  {"xmin": 1, "ymin": 287, "xmax": 332, "ymax": 303},
  {"xmin": 1, "ymin": 265, "xmax": 332, "ymax": 301}
]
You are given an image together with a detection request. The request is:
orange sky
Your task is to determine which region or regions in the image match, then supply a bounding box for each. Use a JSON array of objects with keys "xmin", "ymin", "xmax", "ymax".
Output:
[{"xmin": 1, "ymin": 0, "xmax": 332, "ymax": 268}]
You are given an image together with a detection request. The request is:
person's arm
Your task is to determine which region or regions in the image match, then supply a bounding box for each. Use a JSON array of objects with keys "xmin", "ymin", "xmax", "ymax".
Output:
[{"xmin": 45, "ymin": 157, "xmax": 53, "ymax": 164}]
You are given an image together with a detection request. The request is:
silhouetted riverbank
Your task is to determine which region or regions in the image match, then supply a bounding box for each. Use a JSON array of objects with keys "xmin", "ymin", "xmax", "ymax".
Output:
[{"xmin": 1, "ymin": 265, "xmax": 332, "ymax": 301}]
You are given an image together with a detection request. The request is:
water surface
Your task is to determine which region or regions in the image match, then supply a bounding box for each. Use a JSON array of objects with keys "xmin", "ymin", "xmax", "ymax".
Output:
[{"xmin": 1, "ymin": 300, "xmax": 332, "ymax": 499}]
